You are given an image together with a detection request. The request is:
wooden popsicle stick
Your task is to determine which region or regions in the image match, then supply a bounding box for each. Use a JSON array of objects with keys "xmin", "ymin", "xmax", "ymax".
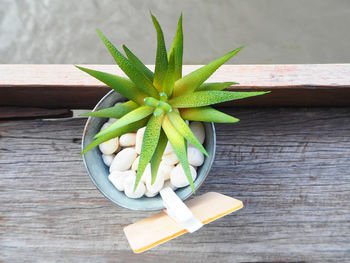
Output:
[{"xmin": 123, "ymin": 192, "xmax": 243, "ymax": 253}]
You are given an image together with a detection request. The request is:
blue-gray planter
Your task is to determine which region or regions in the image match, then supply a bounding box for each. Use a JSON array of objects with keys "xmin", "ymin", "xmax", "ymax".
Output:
[{"xmin": 82, "ymin": 90, "xmax": 216, "ymax": 211}]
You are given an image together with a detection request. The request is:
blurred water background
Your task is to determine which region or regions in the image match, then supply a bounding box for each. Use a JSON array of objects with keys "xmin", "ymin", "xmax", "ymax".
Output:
[{"xmin": 1, "ymin": 0, "xmax": 349, "ymax": 65}]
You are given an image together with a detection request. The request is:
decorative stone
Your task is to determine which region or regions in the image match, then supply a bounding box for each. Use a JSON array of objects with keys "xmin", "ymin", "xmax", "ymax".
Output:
[
  {"xmin": 109, "ymin": 147, "xmax": 137, "ymax": 172},
  {"xmin": 140, "ymin": 164, "xmax": 151, "ymax": 183},
  {"xmin": 108, "ymin": 118, "xmax": 117, "ymax": 124},
  {"xmin": 187, "ymin": 147, "xmax": 204, "ymax": 167},
  {"xmin": 100, "ymin": 122, "xmax": 110, "ymax": 131},
  {"xmin": 146, "ymin": 172, "xmax": 165, "ymax": 194},
  {"xmin": 99, "ymin": 137, "xmax": 119, "ymax": 155},
  {"xmin": 124, "ymin": 173, "xmax": 146, "ymax": 198},
  {"xmin": 131, "ymin": 156, "xmax": 140, "ymax": 171},
  {"xmin": 189, "ymin": 121, "xmax": 205, "ymax": 146},
  {"xmin": 108, "ymin": 170, "xmax": 135, "ymax": 191},
  {"xmin": 162, "ymin": 180, "xmax": 178, "ymax": 191},
  {"xmin": 163, "ymin": 142, "xmax": 174, "ymax": 155},
  {"xmin": 120, "ymin": 133, "xmax": 136, "ymax": 147},
  {"xmin": 135, "ymin": 127, "xmax": 146, "ymax": 154},
  {"xmin": 145, "ymin": 189, "xmax": 158, "ymax": 197},
  {"xmin": 99, "ymin": 119, "xmax": 207, "ymax": 198},
  {"xmin": 170, "ymin": 164, "xmax": 197, "ymax": 188},
  {"xmin": 162, "ymin": 152, "xmax": 179, "ymax": 166},
  {"xmin": 102, "ymin": 154, "xmax": 115, "ymax": 167},
  {"xmin": 158, "ymin": 161, "xmax": 174, "ymax": 181},
  {"xmin": 114, "ymin": 102, "xmax": 123, "ymax": 107}
]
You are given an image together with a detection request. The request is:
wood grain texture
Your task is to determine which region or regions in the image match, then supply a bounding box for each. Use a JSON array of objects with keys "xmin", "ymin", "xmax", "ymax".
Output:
[
  {"xmin": 1, "ymin": 108, "xmax": 350, "ymax": 262},
  {"xmin": 1, "ymin": 64, "xmax": 350, "ymax": 108}
]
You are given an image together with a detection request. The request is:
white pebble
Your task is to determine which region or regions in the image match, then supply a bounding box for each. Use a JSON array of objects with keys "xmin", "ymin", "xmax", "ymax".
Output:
[
  {"xmin": 108, "ymin": 170, "xmax": 134, "ymax": 191},
  {"xmin": 188, "ymin": 122, "xmax": 205, "ymax": 146},
  {"xmin": 114, "ymin": 102, "xmax": 123, "ymax": 107},
  {"xmin": 108, "ymin": 118, "xmax": 117, "ymax": 124},
  {"xmin": 140, "ymin": 164, "xmax": 151, "ymax": 183},
  {"xmin": 109, "ymin": 147, "xmax": 137, "ymax": 172},
  {"xmin": 162, "ymin": 180, "xmax": 178, "ymax": 191},
  {"xmin": 158, "ymin": 161, "xmax": 174, "ymax": 181},
  {"xmin": 162, "ymin": 152, "xmax": 179, "ymax": 166},
  {"xmin": 170, "ymin": 164, "xmax": 197, "ymax": 188},
  {"xmin": 124, "ymin": 173, "xmax": 146, "ymax": 198},
  {"xmin": 131, "ymin": 158, "xmax": 151, "ymax": 182},
  {"xmin": 119, "ymin": 133, "xmax": 136, "ymax": 147},
  {"xmin": 163, "ymin": 142, "xmax": 174, "ymax": 155},
  {"xmin": 146, "ymin": 172, "xmax": 164, "ymax": 194},
  {"xmin": 100, "ymin": 122, "xmax": 110, "ymax": 132},
  {"xmin": 115, "ymin": 144, "xmax": 122, "ymax": 153},
  {"xmin": 145, "ymin": 189, "xmax": 158, "ymax": 197},
  {"xmin": 131, "ymin": 156, "xmax": 140, "ymax": 171},
  {"xmin": 187, "ymin": 147, "xmax": 204, "ymax": 167},
  {"xmin": 99, "ymin": 137, "xmax": 119, "ymax": 155},
  {"xmin": 102, "ymin": 154, "xmax": 115, "ymax": 167},
  {"xmin": 135, "ymin": 127, "xmax": 146, "ymax": 154}
]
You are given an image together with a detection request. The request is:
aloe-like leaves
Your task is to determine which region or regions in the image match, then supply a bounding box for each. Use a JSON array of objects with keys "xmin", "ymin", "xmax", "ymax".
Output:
[
  {"xmin": 167, "ymin": 111, "xmax": 208, "ymax": 156},
  {"xmin": 196, "ymin": 82, "xmax": 238, "ymax": 92},
  {"xmin": 170, "ymin": 90, "xmax": 270, "ymax": 108},
  {"xmin": 135, "ymin": 115, "xmax": 163, "ymax": 190},
  {"xmin": 180, "ymin": 106, "xmax": 240, "ymax": 123},
  {"xmin": 81, "ymin": 118, "xmax": 148, "ymax": 155},
  {"xmin": 95, "ymin": 106, "xmax": 154, "ymax": 138},
  {"xmin": 122, "ymin": 45, "xmax": 154, "ymax": 82},
  {"xmin": 81, "ymin": 100, "xmax": 138, "ymax": 118},
  {"xmin": 151, "ymin": 14, "xmax": 168, "ymax": 92},
  {"xmin": 168, "ymin": 13, "xmax": 183, "ymax": 80},
  {"xmin": 96, "ymin": 29, "xmax": 159, "ymax": 99},
  {"xmin": 162, "ymin": 115, "xmax": 195, "ymax": 192},
  {"xmin": 150, "ymin": 130, "xmax": 167, "ymax": 184},
  {"xmin": 162, "ymin": 50, "xmax": 176, "ymax": 97},
  {"xmin": 172, "ymin": 46, "xmax": 244, "ymax": 97},
  {"xmin": 75, "ymin": 66, "xmax": 146, "ymax": 105}
]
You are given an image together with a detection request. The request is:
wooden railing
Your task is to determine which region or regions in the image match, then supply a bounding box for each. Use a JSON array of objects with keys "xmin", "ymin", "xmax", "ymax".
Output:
[{"xmin": 1, "ymin": 64, "xmax": 350, "ymax": 118}]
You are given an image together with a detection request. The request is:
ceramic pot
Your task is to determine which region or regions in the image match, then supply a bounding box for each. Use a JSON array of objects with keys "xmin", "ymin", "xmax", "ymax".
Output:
[{"xmin": 82, "ymin": 90, "xmax": 216, "ymax": 211}]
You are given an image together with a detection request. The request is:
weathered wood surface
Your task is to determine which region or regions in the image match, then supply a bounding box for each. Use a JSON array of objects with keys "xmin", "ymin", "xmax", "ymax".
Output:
[
  {"xmin": 1, "ymin": 64, "xmax": 350, "ymax": 108},
  {"xmin": 1, "ymin": 107, "xmax": 350, "ymax": 262}
]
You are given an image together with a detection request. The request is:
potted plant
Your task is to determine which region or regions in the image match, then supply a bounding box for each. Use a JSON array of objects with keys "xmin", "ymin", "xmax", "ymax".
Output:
[{"xmin": 79, "ymin": 14, "xmax": 269, "ymax": 210}]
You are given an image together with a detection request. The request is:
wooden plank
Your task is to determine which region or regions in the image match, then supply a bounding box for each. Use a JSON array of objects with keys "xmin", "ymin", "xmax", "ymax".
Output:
[
  {"xmin": 1, "ymin": 107, "xmax": 349, "ymax": 262},
  {"xmin": 0, "ymin": 107, "xmax": 72, "ymax": 119},
  {"xmin": 1, "ymin": 64, "xmax": 350, "ymax": 108},
  {"xmin": 124, "ymin": 193, "xmax": 243, "ymax": 253}
]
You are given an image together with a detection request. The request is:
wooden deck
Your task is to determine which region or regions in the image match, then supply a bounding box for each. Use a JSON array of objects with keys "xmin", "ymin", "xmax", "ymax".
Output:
[{"xmin": 1, "ymin": 107, "xmax": 349, "ymax": 262}]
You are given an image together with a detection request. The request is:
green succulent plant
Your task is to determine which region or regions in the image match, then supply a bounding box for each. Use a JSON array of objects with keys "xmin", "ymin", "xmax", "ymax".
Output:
[{"xmin": 78, "ymin": 13, "xmax": 269, "ymax": 192}]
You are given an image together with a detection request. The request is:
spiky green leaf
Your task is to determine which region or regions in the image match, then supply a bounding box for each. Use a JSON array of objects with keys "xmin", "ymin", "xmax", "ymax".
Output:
[
  {"xmin": 95, "ymin": 106, "xmax": 153, "ymax": 138},
  {"xmin": 96, "ymin": 29, "xmax": 159, "ymax": 99},
  {"xmin": 81, "ymin": 100, "xmax": 138, "ymax": 118},
  {"xmin": 196, "ymin": 82, "xmax": 238, "ymax": 92},
  {"xmin": 150, "ymin": 130, "xmax": 168, "ymax": 184},
  {"xmin": 81, "ymin": 118, "xmax": 148, "ymax": 155},
  {"xmin": 151, "ymin": 14, "xmax": 168, "ymax": 91},
  {"xmin": 170, "ymin": 90, "xmax": 270, "ymax": 108},
  {"xmin": 167, "ymin": 111, "xmax": 208, "ymax": 156},
  {"xmin": 75, "ymin": 66, "xmax": 146, "ymax": 105},
  {"xmin": 180, "ymin": 106, "xmax": 240, "ymax": 123},
  {"xmin": 162, "ymin": 116, "xmax": 195, "ymax": 192},
  {"xmin": 168, "ymin": 13, "xmax": 183, "ymax": 80},
  {"xmin": 162, "ymin": 50, "xmax": 176, "ymax": 97},
  {"xmin": 135, "ymin": 115, "xmax": 163, "ymax": 190},
  {"xmin": 122, "ymin": 45, "xmax": 154, "ymax": 81},
  {"xmin": 172, "ymin": 47, "xmax": 244, "ymax": 97}
]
